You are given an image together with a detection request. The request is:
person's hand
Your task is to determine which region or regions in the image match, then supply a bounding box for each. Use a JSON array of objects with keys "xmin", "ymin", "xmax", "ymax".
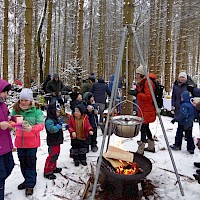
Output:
[
  {"xmin": 171, "ymin": 106, "xmax": 175, "ymax": 114},
  {"xmin": 171, "ymin": 119, "xmax": 176, "ymax": 124},
  {"xmin": 0, "ymin": 121, "xmax": 12, "ymax": 130},
  {"xmin": 89, "ymin": 131, "xmax": 93, "ymax": 135},
  {"xmin": 128, "ymin": 89, "xmax": 138, "ymax": 97},
  {"xmin": 72, "ymin": 132, "xmax": 76, "ymax": 138},
  {"xmin": 52, "ymin": 92, "xmax": 56, "ymax": 96},
  {"xmin": 56, "ymin": 124, "xmax": 62, "ymax": 129},
  {"xmin": 23, "ymin": 124, "xmax": 32, "ymax": 132},
  {"xmin": 58, "ymin": 91, "xmax": 61, "ymax": 96}
]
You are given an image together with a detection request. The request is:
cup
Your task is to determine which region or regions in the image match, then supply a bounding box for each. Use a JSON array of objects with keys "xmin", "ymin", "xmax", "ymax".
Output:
[
  {"xmin": 190, "ymin": 97, "xmax": 200, "ymax": 104},
  {"xmin": 15, "ymin": 115, "xmax": 23, "ymax": 123}
]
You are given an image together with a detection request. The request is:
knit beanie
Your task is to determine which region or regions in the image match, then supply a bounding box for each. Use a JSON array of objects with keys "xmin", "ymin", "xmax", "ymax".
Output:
[
  {"xmin": 178, "ymin": 72, "xmax": 187, "ymax": 79},
  {"xmin": 70, "ymin": 91, "xmax": 80, "ymax": 101},
  {"xmin": 20, "ymin": 88, "xmax": 33, "ymax": 101},
  {"xmin": 83, "ymin": 92, "xmax": 93, "ymax": 103},
  {"xmin": 136, "ymin": 65, "xmax": 145, "ymax": 75},
  {"xmin": 53, "ymin": 73, "xmax": 59, "ymax": 79}
]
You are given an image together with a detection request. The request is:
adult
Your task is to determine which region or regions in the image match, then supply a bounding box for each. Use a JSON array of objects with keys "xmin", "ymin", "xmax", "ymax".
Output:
[
  {"xmin": 170, "ymin": 71, "xmax": 197, "ymax": 150},
  {"xmin": 0, "ymin": 79, "xmax": 14, "ymax": 200},
  {"xmin": 42, "ymin": 74, "xmax": 51, "ymax": 103},
  {"xmin": 46, "ymin": 73, "xmax": 64, "ymax": 103},
  {"xmin": 90, "ymin": 77, "xmax": 111, "ymax": 123},
  {"xmin": 130, "ymin": 65, "xmax": 157, "ymax": 154},
  {"xmin": 80, "ymin": 73, "xmax": 96, "ymax": 95}
]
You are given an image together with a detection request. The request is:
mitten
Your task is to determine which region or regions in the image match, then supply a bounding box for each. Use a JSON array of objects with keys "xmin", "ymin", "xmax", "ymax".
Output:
[
  {"xmin": 56, "ymin": 124, "xmax": 62, "ymax": 129},
  {"xmin": 171, "ymin": 119, "xmax": 176, "ymax": 124},
  {"xmin": 128, "ymin": 89, "xmax": 138, "ymax": 97}
]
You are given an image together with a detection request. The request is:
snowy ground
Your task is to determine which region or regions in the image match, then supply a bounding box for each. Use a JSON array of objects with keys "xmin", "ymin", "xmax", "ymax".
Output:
[{"xmin": 4, "ymin": 115, "xmax": 200, "ymax": 200}]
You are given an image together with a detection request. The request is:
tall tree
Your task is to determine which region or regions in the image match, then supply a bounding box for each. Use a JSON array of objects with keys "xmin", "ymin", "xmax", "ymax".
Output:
[
  {"xmin": 44, "ymin": 0, "xmax": 53, "ymax": 78},
  {"xmin": 3, "ymin": 0, "xmax": 9, "ymax": 80},
  {"xmin": 164, "ymin": 0, "xmax": 174, "ymax": 94},
  {"xmin": 24, "ymin": 0, "xmax": 32, "ymax": 87}
]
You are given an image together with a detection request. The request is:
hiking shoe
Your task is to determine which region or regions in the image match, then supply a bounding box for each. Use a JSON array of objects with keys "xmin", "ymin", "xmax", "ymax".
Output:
[
  {"xmin": 25, "ymin": 188, "xmax": 33, "ymax": 196},
  {"xmin": 74, "ymin": 161, "xmax": 79, "ymax": 167},
  {"xmin": 188, "ymin": 150, "xmax": 194, "ymax": 154},
  {"xmin": 170, "ymin": 145, "xmax": 181, "ymax": 150},
  {"xmin": 18, "ymin": 182, "xmax": 25, "ymax": 190},
  {"xmin": 81, "ymin": 161, "xmax": 87, "ymax": 166},
  {"xmin": 44, "ymin": 173, "xmax": 56, "ymax": 180},
  {"xmin": 196, "ymin": 169, "xmax": 200, "ymax": 175},
  {"xmin": 53, "ymin": 167, "xmax": 62, "ymax": 173},
  {"xmin": 194, "ymin": 162, "xmax": 200, "ymax": 168},
  {"xmin": 193, "ymin": 174, "xmax": 200, "ymax": 184},
  {"xmin": 91, "ymin": 146, "xmax": 98, "ymax": 152}
]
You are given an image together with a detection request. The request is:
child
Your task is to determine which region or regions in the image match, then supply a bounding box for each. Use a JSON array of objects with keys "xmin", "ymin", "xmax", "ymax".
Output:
[
  {"xmin": 11, "ymin": 88, "xmax": 44, "ymax": 196},
  {"xmin": 0, "ymin": 79, "xmax": 14, "ymax": 200},
  {"xmin": 170, "ymin": 91, "xmax": 195, "ymax": 154},
  {"xmin": 83, "ymin": 92, "xmax": 99, "ymax": 152},
  {"xmin": 44, "ymin": 102, "xmax": 63, "ymax": 180},
  {"xmin": 68, "ymin": 104, "xmax": 93, "ymax": 166}
]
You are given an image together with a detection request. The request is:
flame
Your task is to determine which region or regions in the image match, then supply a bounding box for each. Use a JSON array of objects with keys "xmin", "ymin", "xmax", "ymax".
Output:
[{"xmin": 116, "ymin": 160, "xmax": 139, "ymax": 175}]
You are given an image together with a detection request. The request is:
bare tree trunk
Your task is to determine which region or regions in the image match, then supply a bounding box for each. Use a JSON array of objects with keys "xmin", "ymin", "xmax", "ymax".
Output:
[
  {"xmin": 37, "ymin": 0, "xmax": 48, "ymax": 83},
  {"xmin": 122, "ymin": 0, "xmax": 134, "ymax": 114},
  {"xmin": 89, "ymin": 0, "xmax": 94, "ymax": 73},
  {"xmin": 56, "ymin": 0, "xmax": 61, "ymax": 73},
  {"xmin": 13, "ymin": 1, "xmax": 17, "ymax": 81},
  {"xmin": 164, "ymin": 0, "xmax": 174, "ymax": 94},
  {"xmin": 44, "ymin": 0, "xmax": 53, "ymax": 79},
  {"xmin": 24, "ymin": 0, "xmax": 32, "ymax": 87},
  {"xmin": 3, "ymin": 0, "xmax": 9, "ymax": 81}
]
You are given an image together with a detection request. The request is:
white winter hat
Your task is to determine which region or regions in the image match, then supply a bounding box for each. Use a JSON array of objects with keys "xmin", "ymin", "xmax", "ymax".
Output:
[
  {"xmin": 178, "ymin": 71, "xmax": 187, "ymax": 79},
  {"xmin": 20, "ymin": 88, "xmax": 34, "ymax": 101},
  {"xmin": 136, "ymin": 64, "xmax": 145, "ymax": 75}
]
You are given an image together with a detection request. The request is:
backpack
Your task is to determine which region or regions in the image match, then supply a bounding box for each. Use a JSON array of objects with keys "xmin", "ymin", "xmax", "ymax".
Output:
[{"xmin": 142, "ymin": 79, "xmax": 164, "ymax": 108}]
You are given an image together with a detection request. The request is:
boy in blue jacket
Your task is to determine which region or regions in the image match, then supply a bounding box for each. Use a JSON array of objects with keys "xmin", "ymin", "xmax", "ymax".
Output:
[
  {"xmin": 44, "ymin": 102, "xmax": 63, "ymax": 180},
  {"xmin": 170, "ymin": 91, "xmax": 195, "ymax": 154}
]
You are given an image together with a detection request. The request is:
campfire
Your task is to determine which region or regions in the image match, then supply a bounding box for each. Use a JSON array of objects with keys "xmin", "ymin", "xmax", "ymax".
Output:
[
  {"xmin": 103, "ymin": 146, "xmax": 142, "ymax": 176},
  {"xmin": 116, "ymin": 160, "xmax": 139, "ymax": 175}
]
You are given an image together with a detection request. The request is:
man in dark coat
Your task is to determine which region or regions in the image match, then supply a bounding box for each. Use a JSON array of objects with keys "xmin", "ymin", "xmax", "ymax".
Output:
[
  {"xmin": 46, "ymin": 74, "xmax": 64, "ymax": 103},
  {"xmin": 80, "ymin": 73, "xmax": 96, "ymax": 95},
  {"xmin": 90, "ymin": 77, "xmax": 111, "ymax": 123}
]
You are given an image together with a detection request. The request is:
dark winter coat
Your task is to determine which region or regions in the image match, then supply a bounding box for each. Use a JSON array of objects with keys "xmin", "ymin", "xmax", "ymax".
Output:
[
  {"xmin": 174, "ymin": 91, "xmax": 194, "ymax": 129},
  {"xmin": 80, "ymin": 80, "xmax": 93, "ymax": 95},
  {"xmin": 46, "ymin": 78, "xmax": 64, "ymax": 96},
  {"xmin": 193, "ymin": 88, "xmax": 200, "ymax": 97},
  {"xmin": 172, "ymin": 76, "xmax": 196, "ymax": 117},
  {"xmin": 45, "ymin": 103, "xmax": 63, "ymax": 146},
  {"xmin": 90, "ymin": 78, "xmax": 111, "ymax": 104},
  {"xmin": 42, "ymin": 75, "xmax": 51, "ymax": 93},
  {"xmin": 136, "ymin": 73, "xmax": 156, "ymax": 124},
  {"xmin": 0, "ymin": 79, "xmax": 13, "ymax": 156}
]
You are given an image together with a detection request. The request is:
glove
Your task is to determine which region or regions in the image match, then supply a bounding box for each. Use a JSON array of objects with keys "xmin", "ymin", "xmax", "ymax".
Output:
[
  {"xmin": 65, "ymin": 124, "xmax": 69, "ymax": 130},
  {"xmin": 56, "ymin": 124, "xmax": 62, "ymax": 129},
  {"xmin": 187, "ymin": 85, "xmax": 196, "ymax": 94},
  {"xmin": 58, "ymin": 118, "xmax": 64, "ymax": 125},
  {"xmin": 171, "ymin": 119, "xmax": 176, "ymax": 124},
  {"xmin": 128, "ymin": 89, "xmax": 138, "ymax": 97}
]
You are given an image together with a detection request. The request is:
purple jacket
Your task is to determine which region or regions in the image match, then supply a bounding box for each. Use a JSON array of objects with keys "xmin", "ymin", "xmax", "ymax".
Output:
[{"xmin": 0, "ymin": 79, "xmax": 13, "ymax": 155}]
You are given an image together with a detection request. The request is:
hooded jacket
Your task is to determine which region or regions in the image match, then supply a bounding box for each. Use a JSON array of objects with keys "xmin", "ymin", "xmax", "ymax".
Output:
[
  {"xmin": 11, "ymin": 103, "xmax": 44, "ymax": 148},
  {"xmin": 42, "ymin": 74, "xmax": 51, "ymax": 93},
  {"xmin": 0, "ymin": 79, "xmax": 13, "ymax": 155},
  {"xmin": 45, "ymin": 103, "xmax": 64, "ymax": 146},
  {"xmin": 174, "ymin": 91, "xmax": 194, "ymax": 128}
]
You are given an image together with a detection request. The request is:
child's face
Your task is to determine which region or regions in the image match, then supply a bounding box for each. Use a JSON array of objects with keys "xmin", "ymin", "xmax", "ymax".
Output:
[
  {"xmin": 20, "ymin": 99, "xmax": 32, "ymax": 107},
  {"xmin": 77, "ymin": 94, "xmax": 82, "ymax": 101},
  {"xmin": 74, "ymin": 108, "xmax": 81, "ymax": 118},
  {"xmin": 89, "ymin": 96, "xmax": 94, "ymax": 102},
  {"xmin": 0, "ymin": 91, "xmax": 8, "ymax": 101},
  {"xmin": 56, "ymin": 110, "xmax": 61, "ymax": 117}
]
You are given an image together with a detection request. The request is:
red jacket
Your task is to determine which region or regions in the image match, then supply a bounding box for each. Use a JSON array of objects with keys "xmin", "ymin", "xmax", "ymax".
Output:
[
  {"xmin": 68, "ymin": 114, "xmax": 93, "ymax": 139},
  {"xmin": 136, "ymin": 73, "xmax": 156, "ymax": 124}
]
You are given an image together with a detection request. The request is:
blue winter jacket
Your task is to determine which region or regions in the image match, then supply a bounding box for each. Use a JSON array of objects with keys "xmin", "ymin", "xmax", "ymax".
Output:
[{"xmin": 174, "ymin": 91, "xmax": 194, "ymax": 128}]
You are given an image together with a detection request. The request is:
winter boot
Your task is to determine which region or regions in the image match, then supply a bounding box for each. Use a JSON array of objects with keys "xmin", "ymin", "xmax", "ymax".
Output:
[
  {"xmin": 193, "ymin": 174, "xmax": 200, "ymax": 184},
  {"xmin": 196, "ymin": 169, "xmax": 200, "ymax": 175},
  {"xmin": 18, "ymin": 182, "xmax": 25, "ymax": 190},
  {"xmin": 144, "ymin": 139, "xmax": 155, "ymax": 153},
  {"xmin": 25, "ymin": 188, "xmax": 33, "ymax": 196},
  {"xmin": 194, "ymin": 162, "xmax": 200, "ymax": 168},
  {"xmin": 53, "ymin": 167, "xmax": 62, "ymax": 173},
  {"xmin": 136, "ymin": 141, "xmax": 145, "ymax": 155},
  {"xmin": 44, "ymin": 173, "xmax": 56, "ymax": 180}
]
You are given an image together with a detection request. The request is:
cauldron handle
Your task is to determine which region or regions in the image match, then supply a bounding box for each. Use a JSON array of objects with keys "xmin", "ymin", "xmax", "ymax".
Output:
[{"xmin": 110, "ymin": 99, "xmax": 144, "ymax": 119}]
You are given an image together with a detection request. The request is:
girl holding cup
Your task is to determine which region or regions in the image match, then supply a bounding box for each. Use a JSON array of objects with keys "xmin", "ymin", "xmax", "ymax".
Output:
[{"xmin": 11, "ymin": 88, "xmax": 44, "ymax": 197}]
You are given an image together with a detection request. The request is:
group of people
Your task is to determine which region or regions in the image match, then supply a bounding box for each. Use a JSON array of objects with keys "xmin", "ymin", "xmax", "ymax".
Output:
[
  {"xmin": 130, "ymin": 66, "xmax": 200, "ymax": 185},
  {"xmin": 0, "ymin": 72, "xmax": 112, "ymax": 199}
]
